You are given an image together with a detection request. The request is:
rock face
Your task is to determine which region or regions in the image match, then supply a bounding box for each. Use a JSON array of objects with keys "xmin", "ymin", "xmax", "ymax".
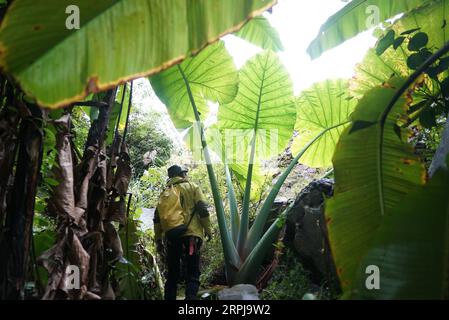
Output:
[
  {"xmin": 284, "ymin": 179, "xmax": 340, "ymax": 292},
  {"xmin": 217, "ymin": 284, "xmax": 260, "ymax": 300}
]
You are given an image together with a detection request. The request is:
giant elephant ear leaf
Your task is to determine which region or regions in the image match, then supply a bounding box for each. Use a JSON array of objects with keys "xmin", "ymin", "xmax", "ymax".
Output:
[
  {"xmin": 326, "ymin": 78, "xmax": 426, "ymax": 296},
  {"xmin": 150, "ymin": 41, "xmax": 238, "ymax": 130},
  {"xmin": 307, "ymin": 0, "xmax": 426, "ymax": 59},
  {"xmin": 235, "ymin": 16, "xmax": 284, "ymax": 52},
  {"xmin": 218, "ymin": 50, "xmax": 295, "ymax": 249},
  {"xmin": 218, "ymin": 50, "xmax": 296, "ymax": 166},
  {"xmin": 292, "ymin": 79, "xmax": 357, "ymax": 168},
  {"xmin": 0, "ymin": 0, "xmax": 276, "ymax": 108},
  {"xmin": 354, "ymin": 163, "xmax": 449, "ymax": 299}
]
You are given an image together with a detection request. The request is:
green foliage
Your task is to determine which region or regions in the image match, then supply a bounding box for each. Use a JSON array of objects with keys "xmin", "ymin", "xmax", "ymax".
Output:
[
  {"xmin": 200, "ymin": 229, "xmax": 225, "ymax": 287},
  {"xmin": 152, "ymin": 26, "xmax": 362, "ymax": 285},
  {"xmin": 217, "ymin": 49, "xmax": 296, "ymax": 255},
  {"xmin": 217, "ymin": 50, "xmax": 296, "ymax": 166},
  {"xmin": 32, "ymin": 225, "xmax": 56, "ymax": 290},
  {"xmin": 260, "ymin": 250, "xmax": 313, "ymax": 300},
  {"xmin": 326, "ymin": 78, "xmax": 425, "ymax": 295},
  {"xmin": 129, "ymin": 167, "xmax": 166, "ymax": 210},
  {"xmin": 11, "ymin": 0, "xmax": 449, "ymax": 301},
  {"xmin": 350, "ymin": 0, "xmax": 449, "ymax": 172},
  {"xmin": 411, "ymin": 122, "xmax": 447, "ymax": 167},
  {"xmin": 37, "ymin": 112, "xmax": 64, "ymax": 216},
  {"xmin": 188, "ymin": 164, "xmax": 228, "ymax": 205},
  {"xmin": 0, "ymin": 0, "xmax": 276, "ymax": 108},
  {"xmin": 408, "ymin": 32, "xmax": 429, "ymax": 52},
  {"xmin": 126, "ymin": 111, "xmax": 173, "ymax": 177},
  {"xmin": 363, "ymin": 1, "xmax": 449, "ymax": 165},
  {"xmin": 114, "ymin": 218, "xmax": 163, "ymax": 300},
  {"xmin": 353, "ymin": 162, "xmax": 449, "ymax": 299},
  {"xmin": 70, "ymin": 107, "xmax": 91, "ymax": 153}
]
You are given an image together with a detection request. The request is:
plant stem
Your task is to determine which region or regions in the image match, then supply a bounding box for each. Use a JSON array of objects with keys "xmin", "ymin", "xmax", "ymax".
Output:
[
  {"xmin": 245, "ymin": 121, "xmax": 350, "ymax": 255},
  {"xmin": 177, "ymin": 65, "xmax": 241, "ymax": 273},
  {"xmin": 115, "ymin": 83, "xmax": 127, "ymax": 140},
  {"xmin": 225, "ymin": 164, "xmax": 240, "ymax": 244},
  {"xmin": 234, "ymin": 201, "xmax": 295, "ymax": 285},
  {"xmin": 122, "ymin": 81, "xmax": 133, "ymax": 145}
]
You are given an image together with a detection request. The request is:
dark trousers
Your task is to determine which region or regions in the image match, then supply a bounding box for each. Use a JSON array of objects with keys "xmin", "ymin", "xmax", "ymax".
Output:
[{"xmin": 164, "ymin": 236, "xmax": 202, "ymax": 300}]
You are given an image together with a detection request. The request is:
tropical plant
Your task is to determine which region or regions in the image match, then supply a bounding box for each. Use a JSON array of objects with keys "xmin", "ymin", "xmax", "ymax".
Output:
[
  {"xmin": 2, "ymin": 0, "xmax": 449, "ymax": 301},
  {"xmin": 126, "ymin": 111, "xmax": 173, "ymax": 177},
  {"xmin": 326, "ymin": 77, "xmax": 426, "ymax": 297},
  {"xmin": 354, "ymin": 160, "xmax": 449, "ymax": 299},
  {"xmin": 260, "ymin": 250, "xmax": 315, "ymax": 300},
  {"xmin": 309, "ymin": 0, "xmax": 449, "ymax": 299},
  {"xmin": 150, "ymin": 26, "xmax": 357, "ymax": 284},
  {"xmin": 0, "ymin": 2, "xmax": 281, "ymax": 299}
]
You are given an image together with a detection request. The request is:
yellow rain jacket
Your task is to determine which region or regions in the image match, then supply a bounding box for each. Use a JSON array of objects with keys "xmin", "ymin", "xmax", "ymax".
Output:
[{"xmin": 154, "ymin": 176, "xmax": 212, "ymax": 241}]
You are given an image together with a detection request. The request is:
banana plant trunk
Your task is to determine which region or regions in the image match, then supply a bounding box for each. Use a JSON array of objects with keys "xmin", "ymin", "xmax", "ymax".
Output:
[{"xmin": 0, "ymin": 102, "xmax": 43, "ymax": 300}]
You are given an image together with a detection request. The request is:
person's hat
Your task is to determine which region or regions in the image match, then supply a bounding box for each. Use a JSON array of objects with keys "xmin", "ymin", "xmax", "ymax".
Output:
[{"xmin": 167, "ymin": 165, "xmax": 188, "ymax": 178}]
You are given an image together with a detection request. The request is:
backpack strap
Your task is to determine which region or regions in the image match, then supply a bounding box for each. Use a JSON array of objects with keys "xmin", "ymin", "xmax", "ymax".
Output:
[{"xmin": 185, "ymin": 209, "xmax": 196, "ymax": 227}]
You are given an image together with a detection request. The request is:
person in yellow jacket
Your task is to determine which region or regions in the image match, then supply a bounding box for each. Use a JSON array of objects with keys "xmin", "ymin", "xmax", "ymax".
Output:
[{"xmin": 153, "ymin": 165, "xmax": 212, "ymax": 300}]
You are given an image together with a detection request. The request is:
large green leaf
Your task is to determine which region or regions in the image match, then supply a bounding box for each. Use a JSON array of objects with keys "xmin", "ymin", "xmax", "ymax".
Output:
[
  {"xmin": 218, "ymin": 50, "xmax": 295, "ymax": 254},
  {"xmin": 307, "ymin": 0, "xmax": 426, "ymax": 59},
  {"xmin": 0, "ymin": 0, "xmax": 276, "ymax": 108},
  {"xmin": 326, "ymin": 78, "xmax": 426, "ymax": 295},
  {"xmin": 351, "ymin": 0, "xmax": 449, "ymax": 98},
  {"xmin": 292, "ymin": 79, "xmax": 357, "ymax": 168},
  {"xmin": 217, "ymin": 50, "xmax": 296, "ymax": 165},
  {"xmin": 150, "ymin": 41, "xmax": 238, "ymax": 130},
  {"xmin": 235, "ymin": 16, "xmax": 284, "ymax": 52},
  {"xmin": 354, "ymin": 163, "xmax": 449, "ymax": 299}
]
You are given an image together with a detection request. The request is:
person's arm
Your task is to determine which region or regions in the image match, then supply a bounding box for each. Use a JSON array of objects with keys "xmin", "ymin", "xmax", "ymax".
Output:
[
  {"xmin": 153, "ymin": 208, "xmax": 163, "ymax": 242},
  {"xmin": 194, "ymin": 186, "xmax": 212, "ymax": 240}
]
